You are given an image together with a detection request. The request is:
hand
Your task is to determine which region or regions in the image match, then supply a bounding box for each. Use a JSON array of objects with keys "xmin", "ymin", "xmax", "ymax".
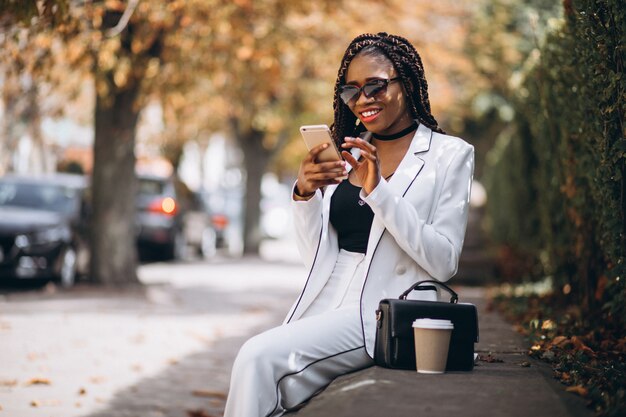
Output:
[
  {"xmin": 341, "ymin": 137, "xmax": 381, "ymax": 195},
  {"xmin": 295, "ymin": 143, "xmax": 347, "ymax": 197}
]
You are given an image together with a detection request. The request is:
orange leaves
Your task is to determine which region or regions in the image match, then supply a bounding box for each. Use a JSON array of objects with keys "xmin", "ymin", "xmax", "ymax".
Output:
[
  {"xmin": 236, "ymin": 46, "xmax": 254, "ymax": 61},
  {"xmin": 543, "ymin": 335, "xmax": 596, "ymax": 356},
  {"xmin": 191, "ymin": 389, "xmax": 228, "ymax": 399},
  {"xmin": 0, "ymin": 379, "xmax": 18, "ymax": 387},
  {"xmin": 566, "ymin": 385, "xmax": 588, "ymax": 397},
  {"xmin": 550, "ymin": 335, "xmax": 569, "ymax": 347},
  {"xmin": 25, "ymin": 377, "xmax": 52, "ymax": 386},
  {"xmin": 104, "ymin": 1, "xmax": 126, "ymax": 12},
  {"xmin": 595, "ymin": 275, "xmax": 608, "ymax": 301}
]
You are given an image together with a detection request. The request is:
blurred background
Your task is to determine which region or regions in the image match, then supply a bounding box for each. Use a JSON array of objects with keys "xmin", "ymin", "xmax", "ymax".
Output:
[
  {"xmin": 1, "ymin": 2, "xmax": 625, "ymax": 417},
  {"xmin": 0, "ymin": 0, "xmax": 623, "ymax": 326}
]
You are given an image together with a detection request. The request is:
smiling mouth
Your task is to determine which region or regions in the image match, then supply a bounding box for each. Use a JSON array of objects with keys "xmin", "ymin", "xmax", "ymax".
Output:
[
  {"xmin": 359, "ymin": 108, "xmax": 382, "ymax": 123},
  {"xmin": 360, "ymin": 109, "xmax": 381, "ymax": 118}
]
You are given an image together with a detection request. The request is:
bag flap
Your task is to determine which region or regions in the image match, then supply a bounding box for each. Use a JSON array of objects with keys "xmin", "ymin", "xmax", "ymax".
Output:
[{"xmin": 382, "ymin": 299, "xmax": 478, "ymax": 342}]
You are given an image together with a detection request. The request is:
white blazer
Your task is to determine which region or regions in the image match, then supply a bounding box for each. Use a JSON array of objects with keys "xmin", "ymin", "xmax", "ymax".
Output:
[{"xmin": 286, "ymin": 123, "xmax": 474, "ymax": 358}]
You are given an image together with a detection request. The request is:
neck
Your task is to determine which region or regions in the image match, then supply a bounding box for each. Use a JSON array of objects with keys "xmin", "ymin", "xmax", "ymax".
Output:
[{"xmin": 372, "ymin": 121, "xmax": 418, "ymax": 141}]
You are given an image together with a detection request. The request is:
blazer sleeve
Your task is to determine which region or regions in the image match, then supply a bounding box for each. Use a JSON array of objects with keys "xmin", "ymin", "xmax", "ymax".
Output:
[
  {"xmin": 290, "ymin": 184, "xmax": 323, "ymax": 269},
  {"xmin": 362, "ymin": 143, "xmax": 474, "ymax": 281}
]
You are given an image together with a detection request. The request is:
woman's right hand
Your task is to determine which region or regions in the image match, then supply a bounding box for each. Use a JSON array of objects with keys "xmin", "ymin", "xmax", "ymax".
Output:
[{"xmin": 295, "ymin": 143, "xmax": 347, "ymax": 198}]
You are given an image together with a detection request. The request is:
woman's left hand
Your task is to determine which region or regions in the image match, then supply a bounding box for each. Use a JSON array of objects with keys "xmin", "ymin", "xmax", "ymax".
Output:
[{"xmin": 341, "ymin": 137, "xmax": 381, "ymax": 195}]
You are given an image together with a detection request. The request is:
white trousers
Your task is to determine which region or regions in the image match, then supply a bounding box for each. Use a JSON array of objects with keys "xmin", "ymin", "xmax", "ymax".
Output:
[{"xmin": 224, "ymin": 251, "xmax": 374, "ymax": 417}]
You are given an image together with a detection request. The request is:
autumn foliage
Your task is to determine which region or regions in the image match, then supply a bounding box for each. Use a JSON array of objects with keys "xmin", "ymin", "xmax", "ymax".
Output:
[{"xmin": 484, "ymin": 0, "xmax": 626, "ymax": 415}]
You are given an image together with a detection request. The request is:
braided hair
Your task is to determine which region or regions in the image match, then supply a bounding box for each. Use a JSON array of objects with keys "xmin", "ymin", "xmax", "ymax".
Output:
[{"xmin": 330, "ymin": 32, "xmax": 445, "ymax": 144}]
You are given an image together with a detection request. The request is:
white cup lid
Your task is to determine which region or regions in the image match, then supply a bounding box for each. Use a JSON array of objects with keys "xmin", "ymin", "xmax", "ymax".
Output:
[{"xmin": 412, "ymin": 318, "xmax": 454, "ymax": 329}]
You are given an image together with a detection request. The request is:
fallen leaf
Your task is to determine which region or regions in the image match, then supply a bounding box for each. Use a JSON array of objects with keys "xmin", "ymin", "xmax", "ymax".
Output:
[
  {"xmin": 0, "ymin": 379, "xmax": 18, "ymax": 387},
  {"xmin": 186, "ymin": 409, "xmax": 217, "ymax": 417},
  {"xmin": 614, "ymin": 337, "xmax": 626, "ymax": 352},
  {"xmin": 78, "ymin": 387, "xmax": 87, "ymax": 395},
  {"xmin": 209, "ymin": 399, "xmax": 224, "ymax": 407},
  {"xmin": 30, "ymin": 400, "xmax": 41, "ymax": 407},
  {"xmin": 550, "ymin": 336, "xmax": 569, "ymax": 347},
  {"xmin": 594, "ymin": 275, "xmax": 608, "ymax": 301},
  {"xmin": 191, "ymin": 389, "xmax": 227, "ymax": 399},
  {"xmin": 477, "ymin": 354, "xmax": 504, "ymax": 363},
  {"xmin": 89, "ymin": 376, "xmax": 106, "ymax": 384},
  {"xmin": 25, "ymin": 377, "xmax": 51, "ymax": 386},
  {"xmin": 519, "ymin": 361, "xmax": 531, "ymax": 367},
  {"xmin": 566, "ymin": 385, "xmax": 588, "ymax": 397}
]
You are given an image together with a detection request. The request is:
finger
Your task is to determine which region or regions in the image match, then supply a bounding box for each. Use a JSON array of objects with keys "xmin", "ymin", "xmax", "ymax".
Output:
[
  {"xmin": 344, "ymin": 137, "xmax": 377, "ymax": 154},
  {"xmin": 341, "ymin": 151, "xmax": 359, "ymax": 169},
  {"xmin": 311, "ymin": 178, "xmax": 343, "ymax": 188},
  {"xmin": 308, "ymin": 170, "xmax": 348, "ymax": 181},
  {"xmin": 311, "ymin": 160, "xmax": 346, "ymax": 172},
  {"xmin": 308, "ymin": 142, "xmax": 334, "ymax": 160},
  {"xmin": 358, "ymin": 151, "xmax": 377, "ymax": 162}
]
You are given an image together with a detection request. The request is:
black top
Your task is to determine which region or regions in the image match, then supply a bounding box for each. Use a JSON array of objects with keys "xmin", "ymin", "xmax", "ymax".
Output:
[{"xmin": 329, "ymin": 179, "xmax": 374, "ymax": 253}]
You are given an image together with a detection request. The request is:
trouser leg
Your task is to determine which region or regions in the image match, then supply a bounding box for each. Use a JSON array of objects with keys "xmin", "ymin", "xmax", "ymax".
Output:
[{"xmin": 223, "ymin": 307, "xmax": 373, "ymax": 417}]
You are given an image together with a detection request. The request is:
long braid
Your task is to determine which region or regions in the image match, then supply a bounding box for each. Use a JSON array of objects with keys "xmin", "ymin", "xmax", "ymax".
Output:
[{"xmin": 330, "ymin": 33, "xmax": 445, "ymax": 145}]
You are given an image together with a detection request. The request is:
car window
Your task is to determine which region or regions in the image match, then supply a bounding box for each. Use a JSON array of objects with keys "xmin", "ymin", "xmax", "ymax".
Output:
[
  {"xmin": 0, "ymin": 182, "xmax": 80, "ymax": 214},
  {"xmin": 138, "ymin": 179, "xmax": 165, "ymax": 195}
]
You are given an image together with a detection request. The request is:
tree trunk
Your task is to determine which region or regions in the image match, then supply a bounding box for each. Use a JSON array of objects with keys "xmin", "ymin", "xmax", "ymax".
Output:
[
  {"xmin": 90, "ymin": 75, "xmax": 141, "ymax": 286},
  {"xmin": 1, "ymin": 71, "xmax": 22, "ymax": 174},
  {"xmin": 236, "ymin": 127, "xmax": 271, "ymax": 255}
]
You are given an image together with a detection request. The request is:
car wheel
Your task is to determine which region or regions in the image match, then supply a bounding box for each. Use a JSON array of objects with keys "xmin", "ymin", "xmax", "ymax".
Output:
[
  {"xmin": 58, "ymin": 247, "xmax": 77, "ymax": 288},
  {"xmin": 200, "ymin": 228, "xmax": 217, "ymax": 259},
  {"xmin": 167, "ymin": 230, "xmax": 187, "ymax": 261}
]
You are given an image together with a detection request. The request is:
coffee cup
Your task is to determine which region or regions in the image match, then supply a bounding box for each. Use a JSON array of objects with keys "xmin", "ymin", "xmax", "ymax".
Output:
[{"xmin": 412, "ymin": 318, "xmax": 454, "ymax": 374}]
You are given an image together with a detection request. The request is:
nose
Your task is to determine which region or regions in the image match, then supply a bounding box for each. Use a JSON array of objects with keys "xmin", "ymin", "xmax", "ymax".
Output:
[{"xmin": 353, "ymin": 89, "xmax": 373, "ymax": 107}]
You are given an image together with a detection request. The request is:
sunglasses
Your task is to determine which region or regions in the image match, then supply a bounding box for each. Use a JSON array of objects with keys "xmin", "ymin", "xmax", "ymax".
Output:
[{"xmin": 338, "ymin": 78, "xmax": 399, "ymax": 105}]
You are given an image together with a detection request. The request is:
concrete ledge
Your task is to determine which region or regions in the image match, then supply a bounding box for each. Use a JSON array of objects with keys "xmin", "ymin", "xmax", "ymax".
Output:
[{"xmin": 289, "ymin": 288, "xmax": 593, "ymax": 417}]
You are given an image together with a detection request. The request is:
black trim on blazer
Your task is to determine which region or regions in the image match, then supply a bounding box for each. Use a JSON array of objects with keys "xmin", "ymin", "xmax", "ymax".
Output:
[
  {"xmin": 265, "ymin": 345, "xmax": 367, "ymax": 417},
  {"xmin": 286, "ymin": 216, "xmax": 324, "ymax": 323},
  {"xmin": 358, "ymin": 129, "xmax": 432, "ymax": 359}
]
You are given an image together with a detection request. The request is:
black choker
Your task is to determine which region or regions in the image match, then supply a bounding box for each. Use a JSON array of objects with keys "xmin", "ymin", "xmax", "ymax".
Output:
[{"xmin": 372, "ymin": 122, "xmax": 418, "ymax": 141}]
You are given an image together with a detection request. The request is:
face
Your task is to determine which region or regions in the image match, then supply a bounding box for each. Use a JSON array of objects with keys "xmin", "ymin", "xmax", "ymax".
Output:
[{"xmin": 343, "ymin": 52, "xmax": 413, "ymax": 136}]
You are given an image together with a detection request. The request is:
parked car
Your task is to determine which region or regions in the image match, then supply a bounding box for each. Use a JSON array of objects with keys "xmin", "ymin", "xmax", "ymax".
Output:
[
  {"xmin": 135, "ymin": 174, "xmax": 214, "ymax": 260},
  {"xmin": 184, "ymin": 191, "xmax": 217, "ymax": 259},
  {"xmin": 0, "ymin": 173, "xmax": 90, "ymax": 287}
]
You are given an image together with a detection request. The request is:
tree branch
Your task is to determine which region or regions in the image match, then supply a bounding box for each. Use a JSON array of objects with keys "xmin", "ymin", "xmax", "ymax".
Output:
[{"xmin": 105, "ymin": 0, "xmax": 140, "ymax": 38}]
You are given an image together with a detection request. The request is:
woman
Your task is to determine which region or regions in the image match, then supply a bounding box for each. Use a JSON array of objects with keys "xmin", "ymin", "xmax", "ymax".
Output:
[{"xmin": 224, "ymin": 32, "xmax": 474, "ymax": 417}]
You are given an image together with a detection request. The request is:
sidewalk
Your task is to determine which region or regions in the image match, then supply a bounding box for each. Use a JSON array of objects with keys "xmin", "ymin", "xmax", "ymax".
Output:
[
  {"xmin": 290, "ymin": 286, "xmax": 593, "ymax": 417},
  {"xmin": 0, "ymin": 252, "xmax": 595, "ymax": 417}
]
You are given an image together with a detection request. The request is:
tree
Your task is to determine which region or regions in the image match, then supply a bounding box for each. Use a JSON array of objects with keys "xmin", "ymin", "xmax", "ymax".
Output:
[{"xmin": 1, "ymin": 0, "xmax": 485, "ymax": 284}]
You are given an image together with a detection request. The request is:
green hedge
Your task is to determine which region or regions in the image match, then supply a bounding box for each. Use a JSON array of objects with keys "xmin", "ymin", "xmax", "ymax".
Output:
[{"xmin": 485, "ymin": 0, "xmax": 625, "ymax": 324}]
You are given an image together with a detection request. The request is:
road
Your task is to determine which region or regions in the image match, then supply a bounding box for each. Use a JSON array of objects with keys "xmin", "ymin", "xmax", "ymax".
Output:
[{"xmin": 0, "ymin": 237, "xmax": 306, "ymax": 417}]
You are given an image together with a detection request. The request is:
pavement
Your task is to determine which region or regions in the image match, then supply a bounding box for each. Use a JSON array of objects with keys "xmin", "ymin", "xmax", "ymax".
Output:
[
  {"xmin": 291, "ymin": 287, "xmax": 594, "ymax": 417},
  {"xmin": 0, "ymin": 236, "xmax": 595, "ymax": 417}
]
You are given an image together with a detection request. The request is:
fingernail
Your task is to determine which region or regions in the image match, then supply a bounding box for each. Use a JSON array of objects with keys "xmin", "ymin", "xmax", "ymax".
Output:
[{"xmin": 323, "ymin": 143, "xmax": 328, "ymax": 148}]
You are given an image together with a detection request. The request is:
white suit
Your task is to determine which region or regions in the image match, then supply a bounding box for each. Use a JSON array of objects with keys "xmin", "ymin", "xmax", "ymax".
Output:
[{"xmin": 224, "ymin": 124, "xmax": 474, "ymax": 417}]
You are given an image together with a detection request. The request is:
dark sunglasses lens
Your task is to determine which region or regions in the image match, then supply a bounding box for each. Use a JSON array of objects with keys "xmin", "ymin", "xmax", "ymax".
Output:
[
  {"xmin": 339, "ymin": 86, "xmax": 359, "ymax": 104},
  {"xmin": 362, "ymin": 80, "xmax": 386, "ymax": 98}
]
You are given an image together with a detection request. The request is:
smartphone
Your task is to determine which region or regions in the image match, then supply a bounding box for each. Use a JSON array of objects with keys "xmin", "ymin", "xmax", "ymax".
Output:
[{"xmin": 299, "ymin": 125, "xmax": 342, "ymax": 162}]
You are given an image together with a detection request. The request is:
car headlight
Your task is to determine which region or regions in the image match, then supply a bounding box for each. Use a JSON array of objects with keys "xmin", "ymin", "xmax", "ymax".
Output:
[{"xmin": 15, "ymin": 226, "xmax": 71, "ymax": 248}]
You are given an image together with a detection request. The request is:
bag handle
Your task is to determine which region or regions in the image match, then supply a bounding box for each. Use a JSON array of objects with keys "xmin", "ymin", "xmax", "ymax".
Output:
[{"xmin": 399, "ymin": 280, "xmax": 458, "ymax": 303}]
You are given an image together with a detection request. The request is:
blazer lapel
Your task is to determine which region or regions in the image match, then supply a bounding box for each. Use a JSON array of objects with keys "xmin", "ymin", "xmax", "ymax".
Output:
[
  {"xmin": 387, "ymin": 123, "xmax": 432, "ymax": 196},
  {"xmin": 364, "ymin": 123, "xmax": 433, "ymax": 259}
]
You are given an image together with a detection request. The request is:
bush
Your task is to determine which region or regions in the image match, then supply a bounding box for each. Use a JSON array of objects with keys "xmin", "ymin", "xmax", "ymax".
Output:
[{"xmin": 485, "ymin": 0, "xmax": 625, "ymax": 325}]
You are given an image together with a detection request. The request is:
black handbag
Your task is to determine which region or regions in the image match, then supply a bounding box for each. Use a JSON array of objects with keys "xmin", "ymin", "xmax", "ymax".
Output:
[{"xmin": 374, "ymin": 280, "xmax": 479, "ymax": 371}]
